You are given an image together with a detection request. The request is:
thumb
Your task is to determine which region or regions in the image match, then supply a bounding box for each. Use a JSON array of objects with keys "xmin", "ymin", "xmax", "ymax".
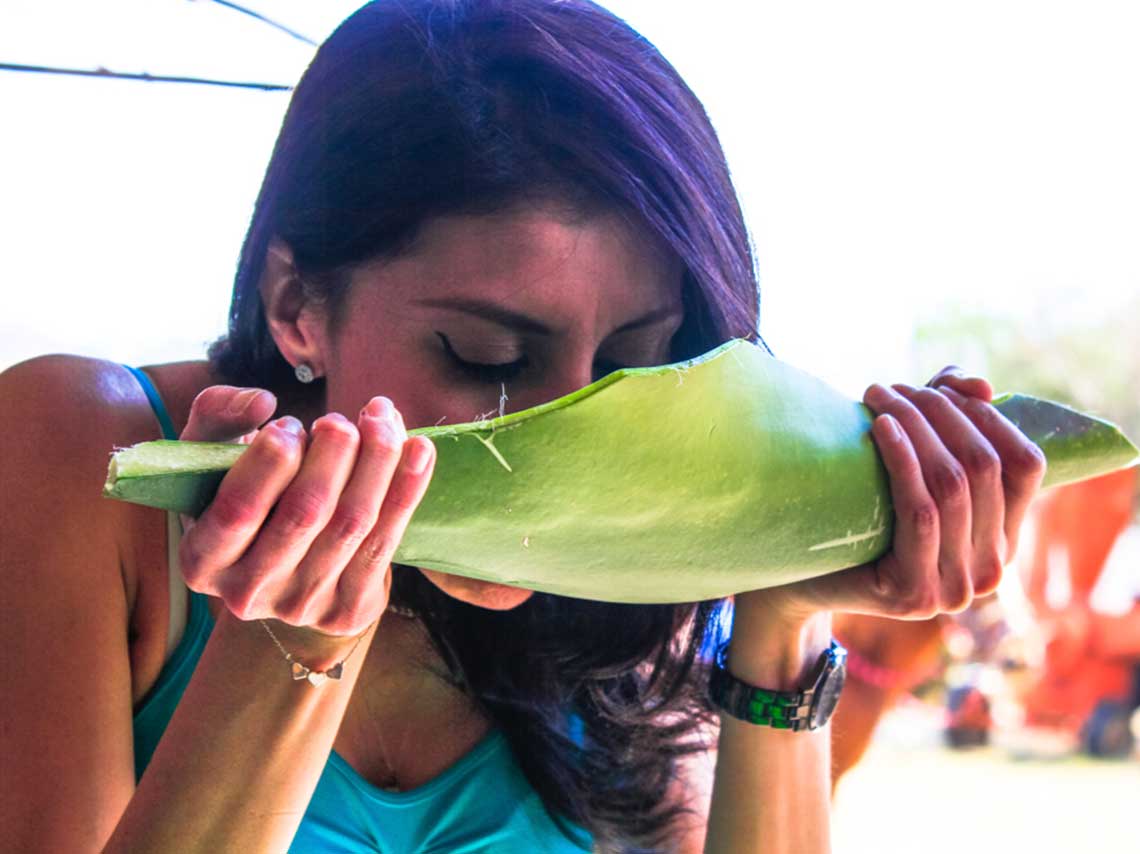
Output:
[
  {"xmin": 787, "ymin": 561, "xmax": 901, "ymax": 619},
  {"xmin": 180, "ymin": 385, "xmax": 278, "ymax": 443}
]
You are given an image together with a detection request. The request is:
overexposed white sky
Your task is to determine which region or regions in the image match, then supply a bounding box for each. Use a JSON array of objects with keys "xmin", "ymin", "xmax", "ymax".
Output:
[{"xmin": 1, "ymin": 0, "xmax": 1137, "ymax": 399}]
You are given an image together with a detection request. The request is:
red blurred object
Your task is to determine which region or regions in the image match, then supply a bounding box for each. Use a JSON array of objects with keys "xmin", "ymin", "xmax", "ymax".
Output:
[
  {"xmin": 1020, "ymin": 467, "xmax": 1140, "ymax": 737},
  {"xmin": 830, "ymin": 466, "xmax": 1140, "ymax": 788},
  {"xmin": 944, "ymin": 684, "xmax": 994, "ymax": 748}
]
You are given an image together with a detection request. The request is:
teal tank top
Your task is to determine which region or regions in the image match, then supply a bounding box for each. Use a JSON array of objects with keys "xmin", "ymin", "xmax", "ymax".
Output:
[{"xmin": 124, "ymin": 366, "xmax": 594, "ymax": 853}]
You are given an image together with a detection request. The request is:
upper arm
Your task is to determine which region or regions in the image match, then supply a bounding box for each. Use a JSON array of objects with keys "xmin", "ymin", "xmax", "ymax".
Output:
[{"xmin": 0, "ymin": 356, "xmax": 154, "ymax": 852}]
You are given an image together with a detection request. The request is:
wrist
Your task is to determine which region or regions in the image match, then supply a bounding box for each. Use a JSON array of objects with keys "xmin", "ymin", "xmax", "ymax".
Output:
[
  {"xmin": 222, "ymin": 611, "xmax": 377, "ymax": 674},
  {"xmin": 725, "ymin": 607, "xmax": 832, "ymax": 691}
]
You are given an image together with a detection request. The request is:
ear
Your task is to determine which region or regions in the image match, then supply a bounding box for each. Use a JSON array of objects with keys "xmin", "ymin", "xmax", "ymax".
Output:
[{"xmin": 260, "ymin": 238, "xmax": 330, "ymax": 379}]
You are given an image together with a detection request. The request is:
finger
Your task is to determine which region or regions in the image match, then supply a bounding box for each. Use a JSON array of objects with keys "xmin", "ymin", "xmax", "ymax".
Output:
[
  {"xmin": 179, "ymin": 416, "xmax": 305, "ymax": 591},
  {"xmin": 792, "ymin": 413, "xmax": 941, "ymax": 617},
  {"xmin": 865, "ymin": 383, "xmax": 972, "ymax": 611},
  {"xmin": 227, "ymin": 412, "xmax": 362, "ymax": 620},
  {"xmin": 178, "ymin": 392, "xmax": 268, "ymax": 534},
  {"xmin": 332, "ymin": 434, "xmax": 436, "ymax": 634},
  {"xmin": 935, "ymin": 385, "xmax": 1047, "ymax": 570},
  {"xmin": 181, "ymin": 385, "xmax": 277, "ymax": 442},
  {"xmin": 893, "ymin": 383, "xmax": 1004, "ymax": 603},
  {"xmin": 277, "ymin": 398, "xmax": 408, "ymax": 627},
  {"xmin": 925, "ymin": 366, "xmax": 993, "ymax": 402}
]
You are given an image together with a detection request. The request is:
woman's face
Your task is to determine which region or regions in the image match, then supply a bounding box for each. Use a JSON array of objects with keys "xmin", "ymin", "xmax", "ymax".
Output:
[{"xmin": 296, "ymin": 203, "xmax": 685, "ymax": 610}]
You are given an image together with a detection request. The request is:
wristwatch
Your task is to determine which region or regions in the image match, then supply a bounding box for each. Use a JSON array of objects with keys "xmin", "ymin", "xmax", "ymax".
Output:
[{"xmin": 708, "ymin": 639, "xmax": 847, "ymax": 731}]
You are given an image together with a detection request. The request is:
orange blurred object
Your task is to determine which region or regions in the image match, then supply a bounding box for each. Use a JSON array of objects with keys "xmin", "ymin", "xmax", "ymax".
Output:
[
  {"xmin": 1020, "ymin": 466, "xmax": 1140, "ymax": 734},
  {"xmin": 1023, "ymin": 466, "xmax": 1137, "ymax": 606},
  {"xmin": 830, "ymin": 466, "xmax": 1140, "ymax": 787}
]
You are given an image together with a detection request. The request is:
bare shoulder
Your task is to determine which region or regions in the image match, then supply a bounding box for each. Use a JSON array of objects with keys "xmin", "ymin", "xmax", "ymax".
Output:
[
  {"xmin": 0, "ymin": 354, "xmax": 177, "ymax": 607},
  {"xmin": 0, "ymin": 354, "xmax": 176, "ymax": 849},
  {"xmin": 0, "ymin": 353, "xmax": 164, "ymax": 452}
]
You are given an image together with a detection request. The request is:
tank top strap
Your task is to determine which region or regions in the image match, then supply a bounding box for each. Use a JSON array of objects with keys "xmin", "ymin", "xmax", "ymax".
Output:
[
  {"xmin": 122, "ymin": 365, "xmax": 179, "ymax": 440},
  {"xmin": 122, "ymin": 364, "xmax": 188, "ymax": 660}
]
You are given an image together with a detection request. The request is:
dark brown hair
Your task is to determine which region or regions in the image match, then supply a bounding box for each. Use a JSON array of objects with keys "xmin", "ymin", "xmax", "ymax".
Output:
[{"xmin": 208, "ymin": 1, "xmax": 767, "ymax": 850}]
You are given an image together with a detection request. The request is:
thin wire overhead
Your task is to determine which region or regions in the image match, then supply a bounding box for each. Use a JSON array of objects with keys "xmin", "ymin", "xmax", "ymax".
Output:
[
  {"xmin": 0, "ymin": 62, "xmax": 292, "ymax": 91},
  {"xmin": 206, "ymin": 0, "xmax": 318, "ymax": 47}
]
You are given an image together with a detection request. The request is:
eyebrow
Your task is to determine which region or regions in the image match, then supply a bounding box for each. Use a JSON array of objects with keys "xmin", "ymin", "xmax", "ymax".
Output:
[{"xmin": 413, "ymin": 297, "xmax": 681, "ymax": 336}]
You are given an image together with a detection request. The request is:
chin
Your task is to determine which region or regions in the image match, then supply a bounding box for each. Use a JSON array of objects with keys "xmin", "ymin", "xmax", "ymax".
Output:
[{"xmin": 416, "ymin": 567, "xmax": 536, "ymax": 610}]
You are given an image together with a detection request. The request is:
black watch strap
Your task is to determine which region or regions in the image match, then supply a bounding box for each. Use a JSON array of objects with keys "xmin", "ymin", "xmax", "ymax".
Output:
[{"xmin": 707, "ymin": 639, "xmax": 846, "ymax": 732}]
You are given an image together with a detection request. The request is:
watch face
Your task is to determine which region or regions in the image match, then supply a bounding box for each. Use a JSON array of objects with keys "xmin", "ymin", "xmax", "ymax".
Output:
[{"xmin": 809, "ymin": 665, "xmax": 846, "ymax": 729}]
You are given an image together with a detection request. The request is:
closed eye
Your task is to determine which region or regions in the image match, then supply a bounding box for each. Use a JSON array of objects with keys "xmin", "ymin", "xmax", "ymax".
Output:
[
  {"xmin": 436, "ymin": 332, "xmax": 630, "ymax": 385},
  {"xmin": 436, "ymin": 332, "xmax": 529, "ymax": 383}
]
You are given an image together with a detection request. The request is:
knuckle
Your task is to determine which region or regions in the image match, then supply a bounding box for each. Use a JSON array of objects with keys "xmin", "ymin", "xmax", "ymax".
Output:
[
  {"xmin": 182, "ymin": 573, "xmax": 212, "ymax": 596},
  {"xmin": 274, "ymin": 487, "xmax": 329, "ymax": 535},
  {"xmin": 327, "ymin": 504, "xmax": 376, "ymax": 547},
  {"xmin": 276, "ymin": 599, "xmax": 314, "ymax": 628},
  {"xmin": 963, "ymin": 444, "xmax": 1001, "ymax": 480},
  {"xmin": 1014, "ymin": 441, "xmax": 1047, "ymax": 477},
  {"xmin": 209, "ymin": 488, "xmax": 260, "ymax": 533},
  {"xmin": 877, "ymin": 587, "xmax": 909, "ymax": 617},
  {"xmin": 382, "ymin": 483, "xmax": 420, "ymax": 516},
  {"xmin": 962, "ymin": 394, "xmax": 993, "ymax": 419},
  {"xmin": 319, "ymin": 617, "xmax": 355, "ymax": 639},
  {"xmin": 909, "ymin": 500, "xmax": 940, "ymax": 533},
  {"xmin": 910, "ymin": 590, "xmax": 941, "ymax": 620},
  {"xmin": 930, "ymin": 462, "xmax": 969, "ymax": 503},
  {"xmin": 178, "ymin": 544, "xmax": 211, "ymax": 590},
  {"xmin": 943, "ymin": 577, "xmax": 974, "ymax": 614},
  {"xmin": 944, "ymin": 597, "xmax": 970, "ymax": 616},
  {"xmin": 257, "ymin": 426, "xmax": 302, "ymax": 460},
  {"xmin": 890, "ymin": 585, "xmax": 938, "ymax": 619},
  {"xmin": 975, "ymin": 551, "xmax": 1005, "ymax": 594},
  {"xmin": 226, "ymin": 592, "xmax": 261, "ymax": 623},
  {"xmin": 912, "ymin": 386, "xmax": 950, "ymax": 409},
  {"xmin": 880, "ymin": 395, "xmax": 913, "ymax": 419},
  {"xmin": 357, "ymin": 530, "xmax": 394, "ymax": 572},
  {"xmin": 335, "ymin": 605, "xmax": 371, "ymax": 636},
  {"xmin": 878, "ymin": 573, "xmax": 921, "ymax": 615}
]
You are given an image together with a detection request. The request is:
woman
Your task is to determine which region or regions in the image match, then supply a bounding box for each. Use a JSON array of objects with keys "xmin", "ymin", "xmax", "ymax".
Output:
[{"xmin": 0, "ymin": 1, "xmax": 1046, "ymax": 852}]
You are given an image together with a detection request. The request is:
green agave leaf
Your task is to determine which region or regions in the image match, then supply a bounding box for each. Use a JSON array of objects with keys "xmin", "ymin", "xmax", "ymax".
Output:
[{"xmin": 103, "ymin": 339, "xmax": 1139, "ymax": 603}]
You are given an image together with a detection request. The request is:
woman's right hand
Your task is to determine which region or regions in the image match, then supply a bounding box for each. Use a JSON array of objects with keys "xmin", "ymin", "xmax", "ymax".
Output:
[{"xmin": 176, "ymin": 385, "xmax": 436, "ymax": 643}]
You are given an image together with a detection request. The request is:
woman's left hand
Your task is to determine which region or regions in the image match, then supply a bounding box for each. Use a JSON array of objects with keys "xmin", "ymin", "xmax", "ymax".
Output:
[{"xmin": 737, "ymin": 366, "xmax": 1048, "ymax": 631}]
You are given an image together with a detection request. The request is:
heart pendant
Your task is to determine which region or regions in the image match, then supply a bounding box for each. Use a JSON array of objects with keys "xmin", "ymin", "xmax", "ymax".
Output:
[
  {"xmin": 326, "ymin": 663, "xmax": 344, "ymax": 680},
  {"xmin": 291, "ymin": 662, "xmax": 310, "ymax": 680},
  {"xmin": 307, "ymin": 670, "xmax": 328, "ymax": 687}
]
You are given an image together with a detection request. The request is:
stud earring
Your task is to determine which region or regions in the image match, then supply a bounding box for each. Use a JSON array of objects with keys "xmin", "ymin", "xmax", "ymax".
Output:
[{"xmin": 294, "ymin": 363, "xmax": 316, "ymax": 384}]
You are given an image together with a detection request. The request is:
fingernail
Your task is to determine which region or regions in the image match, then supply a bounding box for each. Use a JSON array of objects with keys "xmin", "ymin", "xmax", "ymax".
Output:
[
  {"xmin": 404, "ymin": 439, "xmax": 433, "ymax": 474},
  {"xmin": 865, "ymin": 383, "xmax": 893, "ymax": 407},
  {"xmin": 878, "ymin": 413, "xmax": 902, "ymax": 441},
  {"xmin": 362, "ymin": 396, "xmax": 393, "ymax": 419},
  {"xmin": 275, "ymin": 416, "xmax": 304, "ymax": 436},
  {"xmin": 891, "ymin": 383, "xmax": 916, "ymax": 396},
  {"xmin": 940, "ymin": 377, "xmax": 992, "ymax": 402},
  {"xmin": 228, "ymin": 389, "xmax": 269, "ymax": 416}
]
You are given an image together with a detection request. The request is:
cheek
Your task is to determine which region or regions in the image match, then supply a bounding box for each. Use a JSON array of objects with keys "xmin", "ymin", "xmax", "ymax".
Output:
[{"xmin": 417, "ymin": 567, "xmax": 536, "ymax": 610}]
